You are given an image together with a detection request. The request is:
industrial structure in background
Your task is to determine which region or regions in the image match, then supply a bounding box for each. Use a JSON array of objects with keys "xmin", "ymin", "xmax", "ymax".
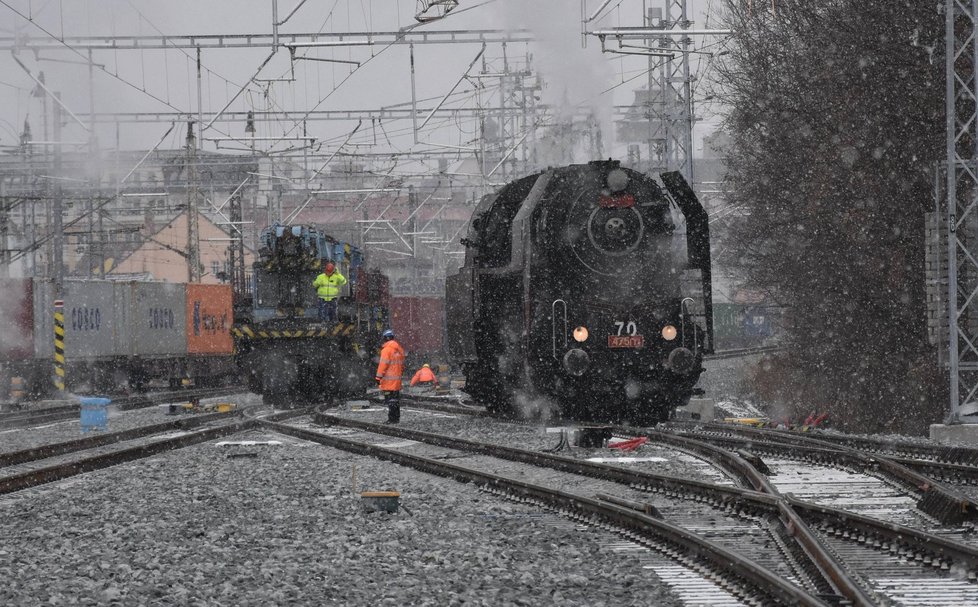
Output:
[
  {"xmin": 0, "ymin": 1, "xmax": 738, "ymax": 384},
  {"xmin": 941, "ymin": 0, "xmax": 978, "ymax": 423}
]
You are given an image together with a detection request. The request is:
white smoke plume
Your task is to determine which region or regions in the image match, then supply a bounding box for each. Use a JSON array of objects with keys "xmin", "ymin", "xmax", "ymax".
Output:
[{"xmin": 491, "ymin": 0, "xmax": 616, "ymax": 162}]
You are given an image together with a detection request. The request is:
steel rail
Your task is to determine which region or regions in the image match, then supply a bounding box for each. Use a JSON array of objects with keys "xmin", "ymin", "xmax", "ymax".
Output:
[
  {"xmin": 313, "ymin": 410, "xmax": 873, "ymax": 605},
  {"xmin": 259, "ymin": 414, "xmax": 831, "ymax": 607},
  {"xmin": 328, "ymin": 401, "xmax": 978, "ymax": 589},
  {"xmin": 893, "ymin": 457, "xmax": 978, "ymax": 484},
  {"xmin": 0, "ymin": 417, "xmax": 252, "ymax": 495},
  {"xmin": 0, "ymin": 386, "xmax": 245, "ymax": 429},
  {"xmin": 703, "ymin": 345, "xmax": 784, "ymax": 360},
  {"xmin": 768, "ymin": 495, "xmax": 978, "ymax": 579},
  {"xmin": 642, "ymin": 429, "xmax": 780, "ymax": 494},
  {"xmin": 663, "ymin": 426, "xmax": 978, "ymax": 524},
  {"xmin": 690, "ymin": 420, "xmax": 978, "ymax": 466},
  {"xmin": 0, "ymin": 409, "xmax": 241, "ymax": 469}
]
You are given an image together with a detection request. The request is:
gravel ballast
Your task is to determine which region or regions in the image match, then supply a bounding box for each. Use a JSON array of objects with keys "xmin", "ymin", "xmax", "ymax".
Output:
[{"xmin": 0, "ymin": 427, "xmax": 683, "ymax": 606}]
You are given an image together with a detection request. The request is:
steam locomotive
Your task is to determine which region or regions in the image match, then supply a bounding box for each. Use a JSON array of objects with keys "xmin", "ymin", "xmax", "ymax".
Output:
[
  {"xmin": 233, "ymin": 223, "xmax": 390, "ymax": 406},
  {"xmin": 446, "ymin": 161, "xmax": 713, "ymax": 424}
]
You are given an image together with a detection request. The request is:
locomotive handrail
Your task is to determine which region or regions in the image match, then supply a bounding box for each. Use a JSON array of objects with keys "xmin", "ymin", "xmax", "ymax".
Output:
[
  {"xmin": 552, "ymin": 299, "xmax": 567, "ymax": 360},
  {"xmin": 680, "ymin": 297, "xmax": 698, "ymax": 353}
]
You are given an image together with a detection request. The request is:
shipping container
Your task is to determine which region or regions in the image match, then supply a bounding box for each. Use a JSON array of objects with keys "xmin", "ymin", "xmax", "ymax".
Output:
[
  {"xmin": 129, "ymin": 281, "xmax": 187, "ymax": 356},
  {"xmin": 34, "ymin": 280, "xmax": 130, "ymax": 359},
  {"xmin": 0, "ymin": 278, "xmax": 34, "ymax": 362},
  {"xmin": 390, "ymin": 296, "xmax": 445, "ymax": 357},
  {"xmin": 186, "ymin": 283, "xmax": 234, "ymax": 355}
]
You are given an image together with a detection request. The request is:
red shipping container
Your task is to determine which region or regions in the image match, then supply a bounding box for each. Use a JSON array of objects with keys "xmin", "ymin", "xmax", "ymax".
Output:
[
  {"xmin": 390, "ymin": 296, "xmax": 445, "ymax": 355},
  {"xmin": 0, "ymin": 278, "xmax": 34, "ymax": 362},
  {"xmin": 186, "ymin": 284, "xmax": 233, "ymax": 355}
]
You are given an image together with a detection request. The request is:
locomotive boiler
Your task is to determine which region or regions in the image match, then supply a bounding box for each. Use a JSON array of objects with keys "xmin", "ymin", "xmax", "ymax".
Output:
[{"xmin": 446, "ymin": 161, "xmax": 713, "ymax": 424}]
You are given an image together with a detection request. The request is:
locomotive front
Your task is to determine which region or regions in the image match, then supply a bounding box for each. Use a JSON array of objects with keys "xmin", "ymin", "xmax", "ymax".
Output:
[
  {"xmin": 447, "ymin": 160, "xmax": 712, "ymax": 424},
  {"xmin": 234, "ymin": 223, "xmax": 389, "ymax": 406},
  {"xmin": 529, "ymin": 162, "xmax": 707, "ymax": 422}
]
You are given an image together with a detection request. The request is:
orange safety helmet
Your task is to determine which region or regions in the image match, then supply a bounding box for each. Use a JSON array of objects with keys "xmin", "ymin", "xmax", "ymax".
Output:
[{"xmin": 324, "ymin": 261, "xmax": 335, "ymax": 274}]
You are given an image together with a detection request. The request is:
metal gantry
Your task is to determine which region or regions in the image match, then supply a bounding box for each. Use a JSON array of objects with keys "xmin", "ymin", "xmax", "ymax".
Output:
[
  {"xmin": 946, "ymin": 0, "xmax": 978, "ymax": 419},
  {"xmin": 584, "ymin": 0, "xmax": 715, "ymax": 181},
  {"xmin": 0, "ymin": 3, "xmax": 711, "ymax": 288},
  {"xmin": 0, "ymin": 29, "xmax": 533, "ymax": 51}
]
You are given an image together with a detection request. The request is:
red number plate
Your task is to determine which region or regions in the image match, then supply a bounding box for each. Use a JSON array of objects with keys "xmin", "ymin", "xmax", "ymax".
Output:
[{"xmin": 608, "ymin": 335, "xmax": 644, "ymax": 348}]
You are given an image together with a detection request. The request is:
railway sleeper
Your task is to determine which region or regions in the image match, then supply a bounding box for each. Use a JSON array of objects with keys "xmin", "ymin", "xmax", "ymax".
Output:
[
  {"xmin": 283, "ymin": 414, "xmax": 835, "ymax": 606},
  {"xmin": 676, "ymin": 427, "xmax": 978, "ymax": 526},
  {"xmin": 791, "ymin": 497, "xmax": 978, "ymax": 583}
]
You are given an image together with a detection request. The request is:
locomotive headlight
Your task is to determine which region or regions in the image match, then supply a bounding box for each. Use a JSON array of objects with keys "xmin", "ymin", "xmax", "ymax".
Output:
[
  {"xmin": 661, "ymin": 325, "xmax": 678, "ymax": 341},
  {"xmin": 573, "ymin": 326, "xmax": 589, "ymax": 342}
]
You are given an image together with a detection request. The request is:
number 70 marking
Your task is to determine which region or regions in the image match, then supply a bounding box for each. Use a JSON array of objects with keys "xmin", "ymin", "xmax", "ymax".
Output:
[{"xmin": 614, "ymin": 321, "xmax": 637, "ymax": 336}]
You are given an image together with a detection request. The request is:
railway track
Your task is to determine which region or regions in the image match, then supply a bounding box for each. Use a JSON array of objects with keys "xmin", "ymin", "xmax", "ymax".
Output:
[
  {"xmin": 704, "ymin": 345, "xmax": 784, "ymax": 361},
  {"xmin": 0, "ymin": 386, "xmax": 245, "ymax": 430},
  {"xmin": 671, "ymin": 420, "xmax": 978, "ymax": 487},
  {"xmin": 8, "ymin": 391, "xmax": 978, "ymax": 605},
  {"xmin": 339, "ymin": 396, "xmax": 978, "ymax": 604},
  {"xmin": 657, "ymin": 424, "xmax": 978, "ymax": 524},
  {"xmin": 260, "ymin": 408, "xmax": 833, "ymax": 606},
  {"xmin": 0, "ymin": 402, "xmax": 306, "ymax": 497}
]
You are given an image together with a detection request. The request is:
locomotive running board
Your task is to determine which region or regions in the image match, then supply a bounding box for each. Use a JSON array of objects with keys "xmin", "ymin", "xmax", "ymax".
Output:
[{"xmin": 661, "ymin": 171, "xmax": 715, "ymax": 355}]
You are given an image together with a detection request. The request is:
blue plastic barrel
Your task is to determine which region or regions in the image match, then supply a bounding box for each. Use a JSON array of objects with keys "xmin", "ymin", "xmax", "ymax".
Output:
[{"xmin": 79, "ymin": 397, "xmax": 111, "ymax": 432}]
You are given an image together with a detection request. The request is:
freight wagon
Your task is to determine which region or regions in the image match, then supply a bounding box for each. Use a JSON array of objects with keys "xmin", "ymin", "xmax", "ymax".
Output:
[
  {"xmin": 0, "ymin": 278, "xmax": 235, "ymax": 398},
  {"xmin": 389, "ymin": 296, "xmax": 446, "ymax": 369}
]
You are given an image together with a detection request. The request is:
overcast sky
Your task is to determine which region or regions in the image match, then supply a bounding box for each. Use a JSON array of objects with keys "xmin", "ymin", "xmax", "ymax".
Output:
[{"xmin": 0, "ymin": 0, "xmax": 726, "ymax": 159}]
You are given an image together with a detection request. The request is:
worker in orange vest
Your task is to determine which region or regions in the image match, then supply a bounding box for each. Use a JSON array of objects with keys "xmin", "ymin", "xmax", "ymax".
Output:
[
  {"xmin": 410, "ymin": 363, "xmax": 439, "ymax": 389},
  {"xmin": 375, "ymin": 329, "xmax": 405, "ymax": 423}
]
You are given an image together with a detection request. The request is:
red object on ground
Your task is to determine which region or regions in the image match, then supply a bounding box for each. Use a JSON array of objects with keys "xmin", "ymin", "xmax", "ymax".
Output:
[
  {"xmin": 390, "ymin": 296, "xmax": 445, "ymax": 356},
  {"xmin": 609, "ymin": 437, "xmax": 648, "ymax": 451}
]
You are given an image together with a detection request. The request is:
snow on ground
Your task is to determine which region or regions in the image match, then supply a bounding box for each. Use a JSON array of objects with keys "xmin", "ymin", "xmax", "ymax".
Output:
[{"xmin": 712, "ymin": 398, "xmax": 767, "ymax": 420}]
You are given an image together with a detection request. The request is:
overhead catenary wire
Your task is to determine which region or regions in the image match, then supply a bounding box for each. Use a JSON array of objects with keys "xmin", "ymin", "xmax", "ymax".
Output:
[{"xmin": 0, "ymin": 0, "xmax": 237, "ymax": 141}]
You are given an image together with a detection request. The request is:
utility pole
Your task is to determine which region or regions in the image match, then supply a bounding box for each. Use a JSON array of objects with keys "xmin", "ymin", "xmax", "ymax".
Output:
[
  {"xmin": 409, "ymin": 185, "xmax": 418, "ymax": 259},
  {"xmin": 0, "ymin": 179, "xmax": 8, "ymax": 279},
  {"xmin": 646, "ymin": 8, "xmax": 663, "ymax": 173},
  {"xmin": 228, "ymin": 193, "xmax": 246, "ymax": 300},
  {"xmin": 52, "ymin": 93, "xmax": 64, "ymax": 296},
  {"xmin": 87, "ymin": 50, "xmax": 97, "ymax": 278},
  {"xmin": 944, "ymin": 0, "xmax": 978, "ymax": 422},
  {"xmin": 185, "ymin": 121, "xmax": 201, "ymax": 282},
  {"xmin": 663, "ymin": 0, "xmax": 693, "ymax": 182}
]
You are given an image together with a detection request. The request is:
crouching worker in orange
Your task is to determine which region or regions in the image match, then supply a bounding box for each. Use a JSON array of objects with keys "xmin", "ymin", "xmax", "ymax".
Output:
[
  {"xmin": 410, "ymin": 363, "xmax": 439, "ymax": 390},
  {"xmin": 375, "ymin": 329, "xmax": 404, "ymax": 424}
]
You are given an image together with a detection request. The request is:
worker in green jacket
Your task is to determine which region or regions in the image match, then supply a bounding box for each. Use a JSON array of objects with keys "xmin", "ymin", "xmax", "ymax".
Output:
[{"xmin": 312, "ymin": 260, "xmax": 347, "ymax": 323}]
